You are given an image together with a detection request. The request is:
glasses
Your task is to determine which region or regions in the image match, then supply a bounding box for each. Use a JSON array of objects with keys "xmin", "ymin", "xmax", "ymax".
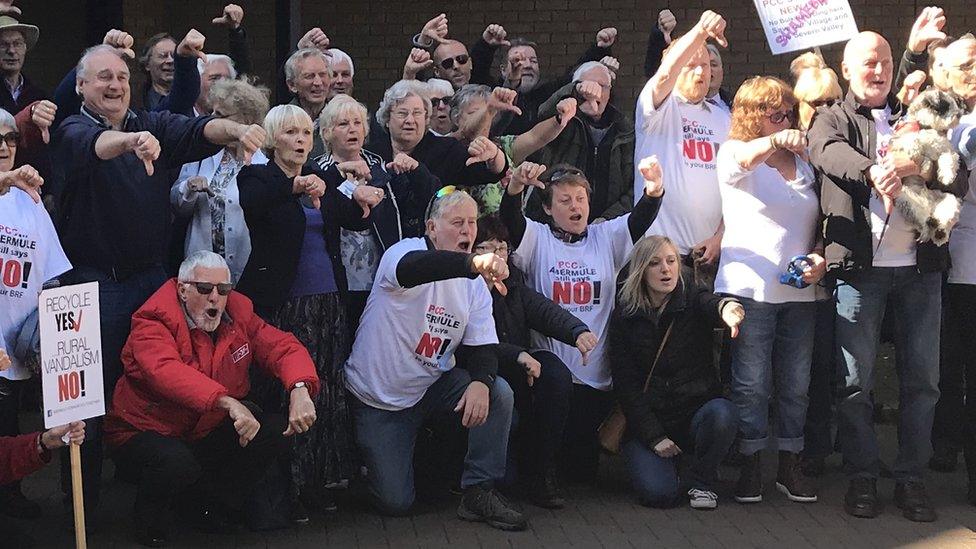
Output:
[
  {"xmin": 474, "ymin": 242, "xmax": 509, "ymax": 255},
  {"xmin": 0, "ymin": 40, "xmax": 25, "ymax": 51},
  {"xmin": 430, "ymin": 96, "xmax": 451, "ymax": 108},
  {"xmin": 392, "ymin": 109, "xmax": 426, "ymax": 121},
  {"xmin": 546, "ymin": 166, "xmax": 584, "ymax": 183},
  {"xmin": 184, "ymin": 281, "xmax": 234, "ymax": 296},
  {"xmin": 439, "ymin": 54, "xmax": 470, "ymax": 70},
  {"xmin": 424, "ymin": 185, "xmax": 458, "ymax": 221},
  {"xmin": 0, "ymin": 131, "xmax": 19, "ymax": 147},
  {"xmin": 768, "ymin": 110, "xmax": 796, "ymax": 124}
]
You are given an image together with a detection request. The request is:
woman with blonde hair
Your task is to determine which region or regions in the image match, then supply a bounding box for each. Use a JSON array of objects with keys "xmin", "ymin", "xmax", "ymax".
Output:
[
  {"xmin": 608, "ymin": 235, "xmax": 743, "ymax": 510},
  {"xmin": 715, "ymin": 76, "xmax": 825, "ymax": 505},
  {"xmin": 791, "ymin": 55, "xmax": 842, "ymax": 131}
]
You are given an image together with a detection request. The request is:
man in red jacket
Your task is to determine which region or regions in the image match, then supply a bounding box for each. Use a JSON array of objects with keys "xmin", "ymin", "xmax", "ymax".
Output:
[{"xmin": 104, "ymin": 251, "xmax": 319, "ymax": 547}]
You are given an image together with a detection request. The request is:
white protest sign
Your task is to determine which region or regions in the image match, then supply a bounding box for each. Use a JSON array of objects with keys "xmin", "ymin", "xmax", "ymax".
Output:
[
  {"xmin": 753, "ymin": 0, "xmax": 859, "ymax": 55},
  {"xmin": 39, "ymin": 282, "xmax": 105, "ymax": 429}
]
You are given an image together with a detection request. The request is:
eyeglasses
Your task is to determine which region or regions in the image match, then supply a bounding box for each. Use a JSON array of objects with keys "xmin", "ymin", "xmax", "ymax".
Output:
[
  {"xmin": 424, "ymin": 185, "xmax": 458, "ymax": 221},
  {"xmin": 474, "ymin": 242, "xmax": 509, "ymax": 255},
  {"xmin": 439, "ymin": 54, "xmax": 470, "ymax": 70},
  {"xmin": 392, "ymin": 109, "xmax": 426, "ymax": 121},
  {"xmin": 768, "ymin": 110, "xmax": 796, "ymax": 124},
  {"xmin": 0, "ymin": 40, "xmax": 25, "ymax": 51},
  {"xmin": 546, "ymin": 166, "xmax": 584, "ymax": 183},
  {"xmin": 430, "ymin": 96, "xmax": 451, "ymax": 108},
  {"xmin": 184, "ymin": 281, "xmax": 233, "ymax": 296},
  {"xmin": 0, "ymin": 132, "xmax": 19, "ymax": 147}
]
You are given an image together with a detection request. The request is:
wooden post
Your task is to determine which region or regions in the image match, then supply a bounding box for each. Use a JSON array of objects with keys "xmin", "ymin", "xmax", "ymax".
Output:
[{"xmin": 70, "ymin": 443, "xmax": 87, "ymax": 549}]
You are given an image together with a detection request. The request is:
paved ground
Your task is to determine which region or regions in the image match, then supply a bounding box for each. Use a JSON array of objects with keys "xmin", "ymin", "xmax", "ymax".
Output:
[{"xmin": 7, "ymin": 421, "xmax": 976, "ymax": 548}]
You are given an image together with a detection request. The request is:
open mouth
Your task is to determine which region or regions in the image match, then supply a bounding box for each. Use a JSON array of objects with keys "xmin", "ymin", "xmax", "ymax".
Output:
[
  {"xmin": 205, "ymin": 308, "xmax": 219, "ymax": 319},
  {"xmin": 660, "ymin": 276, "xmax": 673, "ymax": 284},
  {"xmin": 294, "ymin": 147, "xmax": 306, "ymax": 155},
  {"xmin": 458, "ymin": 240, "xmax": 471, "ymax": 252},
  {"xmin": 570, "ymin": 213, "xmax": 583, "ymax": 222}
]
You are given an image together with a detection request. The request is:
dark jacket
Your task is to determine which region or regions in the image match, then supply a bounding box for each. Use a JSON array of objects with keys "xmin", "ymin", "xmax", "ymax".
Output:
[
  {"xmin": 367, "ymin": 129, "xmax": 506, "ymax": 188},
  {"xmin": 807, "ymin": 90, "xmax": 968, "ymax": 278},
  {"xmin": 142, "ymin": 54, "xmax": 201, "ymax": 115},
  {"xmin": 235, "ymin": 161, "xmax": 368, "ymax": 316},
  {"xmin": 470, "ymin": 38, "xmax": 610, "ymax": 137},
  {"xmin": 490, "ymin": 265, "xmax": 589, "ymax": 366},
  {"xmin": 525, "ymin": 80, "xmax": 635, "ymax": 222},
  {"xmin": 607, "ymin": 265, "xmax": 734, "ymax": 451},
  {"xmin": 0, "ymin": 73, "xmax": 46, "ymax": 116}
]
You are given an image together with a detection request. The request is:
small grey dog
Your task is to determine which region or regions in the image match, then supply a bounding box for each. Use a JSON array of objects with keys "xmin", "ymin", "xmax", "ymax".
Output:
[{"xmin": 888, "ymin": 89, "xmax": 968, "ymax": 246}]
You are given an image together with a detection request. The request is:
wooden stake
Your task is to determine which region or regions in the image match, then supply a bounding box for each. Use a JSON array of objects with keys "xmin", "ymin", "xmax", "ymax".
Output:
[{"xmin": 70, "ymin": 442, "xmax": 87, "ymax": 549}]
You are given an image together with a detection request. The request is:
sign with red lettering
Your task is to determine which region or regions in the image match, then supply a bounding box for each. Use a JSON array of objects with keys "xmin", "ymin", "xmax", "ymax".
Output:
[
  {"xmin": 39, "ymin": 282, "xmax": 105, "ymax": 428},
  {"xmin": 753, "ymin": 0, "xmax": 858, "ymax": 55}
]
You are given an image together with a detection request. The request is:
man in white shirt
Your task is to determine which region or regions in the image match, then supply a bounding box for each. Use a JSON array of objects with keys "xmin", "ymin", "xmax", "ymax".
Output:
[
  {"xmin": 345, "ymin": 189, "xmax": 526, "ymax": 531},
  {"xmin": 635, "ymin": 10, "xmax": 729, "ymax": 265}
]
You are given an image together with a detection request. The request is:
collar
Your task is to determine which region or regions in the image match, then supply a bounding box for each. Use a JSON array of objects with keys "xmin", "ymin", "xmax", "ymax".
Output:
[
  {"xmin": 80, "ymin": 104, "xmax": 137, "ymax": 129},
  {"xmin": 4, "ymin": 73, "xmax": 23, "ymax": 93},
  {"xmin": 549, "ymin": 224, "xmax": 587, "ymax": 243},
  {"xmin": 181, "ymin": 303, "xmax": 232, "ymax": 333},
  {"xmin": 844, "ymin": 90, "xmax": 903, "ymax": 119}
]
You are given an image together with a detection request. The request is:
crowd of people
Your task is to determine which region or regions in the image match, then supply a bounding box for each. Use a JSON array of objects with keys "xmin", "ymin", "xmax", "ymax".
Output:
[{"xmin": 2, "ymin": 1, "xmax": 976, "ymax": 546}]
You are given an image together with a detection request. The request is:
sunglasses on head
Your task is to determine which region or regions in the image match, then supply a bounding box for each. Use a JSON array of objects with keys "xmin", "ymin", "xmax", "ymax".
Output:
[
  {"xmin": 184, "ymin": 281, "xmax": 234, "ymax": 296},
  {"xmin": 424, "ymin": 185, "xmax": 458, "ymax": 221},
  {"xmin": 546, "ymin": 166, "xmax": 584, "ymax": 184},
  {"xmin": 439, "ymin": 54, "xmax": 470, "ymax": 70},
  {"xmin": 430, "ymin": 96, "xmax": 451, "ymax": 107},
  {"xmin": 0, "ymin": 131, "xmax": 19, "ymax": 147}
]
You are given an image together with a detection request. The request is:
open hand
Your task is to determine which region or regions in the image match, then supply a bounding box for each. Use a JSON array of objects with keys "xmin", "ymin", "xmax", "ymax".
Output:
[{"xmin": 908, "ymin": 6, "xmax": 947, "ymax": 54}]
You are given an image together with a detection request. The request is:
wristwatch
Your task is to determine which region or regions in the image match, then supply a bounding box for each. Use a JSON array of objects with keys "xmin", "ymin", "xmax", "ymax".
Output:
[{"xmin": 291, "ymin": 381, "xmax": 307, "ymax": 392}]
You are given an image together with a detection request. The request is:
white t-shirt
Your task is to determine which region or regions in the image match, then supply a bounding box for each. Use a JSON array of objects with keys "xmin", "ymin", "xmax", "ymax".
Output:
[
  {"xmin": 870, "ymin": 107, "xmax": 917, "ymax": 267},
  {"xmin": 512, "ymin": 215, "xmax": 634, "ymax": 391},
  {"xmin": 635, "ymin": 85, "xmax": 730, "ymax": 254},
  {"xmin": 715, "ymin": 141, "xmax": 819, "ymax": 303},
  {"xmin": 0, "ymin": 189, "xmax": 72, "ymax": 380},
  {"xmin": 344, "ymin": 238, "xmax": 497, "ymax": 411},
  {"xmin": 949, "ymin": 113, "xmax": 976, "ymax": 284}
]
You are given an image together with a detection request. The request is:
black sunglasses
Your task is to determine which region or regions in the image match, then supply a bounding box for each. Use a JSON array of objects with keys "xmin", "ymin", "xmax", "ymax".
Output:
[
  {"xmin": 768, "ymin": 110, "xmax": 796, "ymax": 124},
  {"xmin": 439, "ymin": 54, "xmax": 470, "ymax": 70},
  {"xmin": 546, "ymin": 166, "xmax": 584, "ymax": 183},
  {"xmin": 184, "ymin": 281, "xmax": 234, "ymax": 296},
  {"xmin": 430, "ymin": 96, "xmax": 451, "ymax": 107},
  {"xmin": 0, "ymin": 131, "xmax": 19, "ymax": 147}
]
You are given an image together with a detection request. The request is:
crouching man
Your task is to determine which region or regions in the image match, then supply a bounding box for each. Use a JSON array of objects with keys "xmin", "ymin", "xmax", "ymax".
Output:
[
  {"xmin": 345, "ymin": 188, "xmax": 525, "ymax": 531},
  {"xmin": 104, "ymin": 251, "xmax": 319, "ymax": 547}
]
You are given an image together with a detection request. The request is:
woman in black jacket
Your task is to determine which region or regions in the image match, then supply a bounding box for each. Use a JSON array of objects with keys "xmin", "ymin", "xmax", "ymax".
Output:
[
  {"xmin": 473, "ymin": 216, "xmax": 597, "ymax": 510},
  {"xmin": 236, "ymin": 104, "xmax": 381, "ymax": 519},
  {"xmin": 608, "ymin": 235, "xmax": 744, "ymax": 511}
]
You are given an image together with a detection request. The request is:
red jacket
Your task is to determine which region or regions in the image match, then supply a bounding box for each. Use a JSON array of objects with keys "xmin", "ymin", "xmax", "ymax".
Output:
[
  {"xmin": 104, "ymin": 279, "xmax": 319, "ymax": 448},
  {"xmin": 0, "ymin": 433, "xmax": 49, "ymax": 485}
]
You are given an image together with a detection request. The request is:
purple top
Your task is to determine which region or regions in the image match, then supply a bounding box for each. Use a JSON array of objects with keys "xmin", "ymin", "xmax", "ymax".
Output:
[{"xmin": 289, "ymin": 206, "xmax": 339, "ymax": 298}]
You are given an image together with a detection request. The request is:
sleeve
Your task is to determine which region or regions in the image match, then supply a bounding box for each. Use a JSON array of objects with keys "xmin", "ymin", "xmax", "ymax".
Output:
[
  {"xmin": 52, "ymin": 68, "xmax": 81, "ymax": 131},
  {"xmin": 123, "ymin": 314, "xmax": 230, "ymax": 413},
  {"xmin": 13, "ymin": 102, "xmax": 46, "ymax": 166},
  {"xmin": 806, "ymin": 109, "xmax": 874, "ymax": 204},
  {"xmin": 241, "ymin": 302, "xmax": 320, "ymax": 397},
  {"xmin": 499, "ymin": 190, "xmax": 528, "ymax": 248},
  {"xmin": 691, "ymin": 283, "xmax": 738, "ymax": 328},
  {"xmin": 643, "ymin": 25, "xmax": 668, "ymax": 78},
  {"xmin": 509, "ymin": 204, "xmax": 544, "ymax": 272},
  {"xmin": 153, "ymin": 55, "xmax": 200, "ymax": 116},
  {"xmin": 443, "ymin": 138, "xmax": 507, "ymax": 186},
  {"xmin": 607, "ymin": 313, "xmax": 666, "ymax": 449},
  {"xmin": 0, "ymin": 434, "xmax": 49, "ymax": 485},
  {"xmin": 154, "ymin": 112, "xmax": 223, "ymax": 167},
  {"xmin": 457, "ymin": 344, "xmax": 499, "ymax": 389},
  {"xmin": 170, "ymin": 162, "xmax": 206, "ymax": 216},
  {"xmin": 896, "ymin": 47, "xmax": 928, "ymax": 92},
  {"xmin": 394, "ymin": 250, "xmax": 478, "ymax": 288},
  {"xmin": 228, "ymin": 26, "xmax": 252, "ymax": 75},
  {"xmin": 37, "ymin": 202, "xmax": 72, "ymax": 280},
  {"xmin": 308, "ymin": 166, "xmax": 370, "ymax": 232},
  {"xmin": 521, "ymin": 286, "xmax": 589, "ymax": 346},
  {"xmin": 52, "ymin": 117, "xmax": 107, "ymax": 174},
  {"xmin": 953, "ymin": 123, "xmax": 976, "ymax": 171},
  {"xmin": 635, "ymin": 76, "xmax": 673, "ymax": 131},
  {"xmin": 537, "ymin": 81, "xmax": 577, "ymax": 120},
  {"xmin": 625, "ymin": 192, "xmax": 663, "ymax": 245},
  {"xmin": 496, "ymin": 342, "xmax": 526, "ymax": 368},
  {"xmin": 716, "ymin": 140, "xmax": 751, "ymax": 187},
  {"xmin": 237, "ymin": 166, "xmax": 294, "ymax": 221},
  {"xmin": 470, "ymin": 37, "xmax": 498, "ymax": 86},
  {"xmin": 459, "ymin": 284, "xmax": 500, "ymax": 386}
]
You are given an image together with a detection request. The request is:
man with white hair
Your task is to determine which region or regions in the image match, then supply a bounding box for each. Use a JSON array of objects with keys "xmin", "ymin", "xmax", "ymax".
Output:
[
  {"xmin": 105, "ymin": 251, "xmax": 318, "ymax": 546},
  {"xmin": 284, "ymin": 48, "xmax": 331, "ymax": 158},
  {"xmin": 522, "ymin": 60, "xmax": 634, "ymax": 223},
  {"xmin": 327, "ymin": 47, "xmax": 354, "ymax": 100},
  {"xmin": 194, "ymin": 54, "xmax": 237, "ymax": 116}
]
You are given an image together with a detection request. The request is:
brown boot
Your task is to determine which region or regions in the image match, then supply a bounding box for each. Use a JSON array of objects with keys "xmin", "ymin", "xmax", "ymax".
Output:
[
  {"xmin": 734, "ymin": 452, "xmax": 763, "ymax": 503},
  {"xmin": 776, "ymin": 451, "xmax": 818, "ymax": 503}
]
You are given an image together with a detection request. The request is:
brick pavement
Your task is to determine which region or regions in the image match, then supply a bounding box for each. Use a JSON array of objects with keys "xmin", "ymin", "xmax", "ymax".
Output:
[{"xmin": 7, "ymin": 423, "xmax": 976, "ymax": 548}]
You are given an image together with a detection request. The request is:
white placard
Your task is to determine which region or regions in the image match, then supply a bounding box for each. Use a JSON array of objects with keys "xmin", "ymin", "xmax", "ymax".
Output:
[
  {"xmin": 753, "ymin": 0, "xmax": 859, "ymax": 55},
  {"xmin": 39, "ymin": 282, "xmax": 105, "ymax": 428}
]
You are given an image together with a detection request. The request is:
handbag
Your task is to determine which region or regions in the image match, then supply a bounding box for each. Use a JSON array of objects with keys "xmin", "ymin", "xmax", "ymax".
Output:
[{"xmin": 598, "ymin": 320, "xmax": 674, "ymax": 455}]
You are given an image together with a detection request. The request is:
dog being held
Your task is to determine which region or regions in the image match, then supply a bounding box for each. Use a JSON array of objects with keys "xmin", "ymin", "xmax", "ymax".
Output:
[{"xmin": 887, "ymin": 89, "xmax": 968, "ymax": 246}]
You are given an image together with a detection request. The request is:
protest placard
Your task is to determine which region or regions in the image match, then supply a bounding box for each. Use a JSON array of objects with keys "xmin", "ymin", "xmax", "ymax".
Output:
[
  {"xmin": 753, "ymin": 0, "xmax": 859, "ymax": 55},
  {"xmin": 39, "ymin": 281, "xmax": 105, "ymax": 429}
]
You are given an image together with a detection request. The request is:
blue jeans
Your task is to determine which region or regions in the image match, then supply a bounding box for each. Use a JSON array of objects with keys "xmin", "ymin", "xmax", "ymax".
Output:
[
  {"xmin": 730, "ymin": 297, "xmax": 816, "ymax": 455},
  {"xmin": 622, "ymin": 398, "xmax": 738, "ymax": 507},
  {"xmin": 835, "ymin": 267, "xmax": 941, "ymax": 481},
  {"xmin": 350, "ymin": 368, "xmax": 514, "ymax": 515},
  {"xmin": 59, "ymin": 265, "xmax": 168, "ymax": 509}
]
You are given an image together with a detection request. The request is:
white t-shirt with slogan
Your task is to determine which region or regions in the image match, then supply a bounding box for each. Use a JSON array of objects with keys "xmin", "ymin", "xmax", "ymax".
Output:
[
  {"xmin": 635, "ymin": 86, "xmax": 730, "ymax": 254},
  {"xmin": 344, "ymin": 237, "xmax": 498, "ymax": 411},
  {"xmin": 513, "ymin": 215, "xmax": 634, "ymax": 391},
  {"xmin": 0, "ymin": 188, "xmax": 72, "ymax": 380}
]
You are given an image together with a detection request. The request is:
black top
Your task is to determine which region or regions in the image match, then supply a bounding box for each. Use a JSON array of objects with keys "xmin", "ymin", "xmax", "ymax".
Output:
[
  {"xmin": 52, "ymin": 106, "xmax": 221, "ymax": 272},
  {"xmin": 0, "ymin": 72, "xmax": 46, "ymax": 116},
  {"xmin": 366, "ymin": 129, "xmax": 506, "ymax": 188}
]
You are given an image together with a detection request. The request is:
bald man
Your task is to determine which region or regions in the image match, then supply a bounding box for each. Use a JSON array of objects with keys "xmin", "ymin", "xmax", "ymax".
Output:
[
  {"xmin": 808, "ymin": 30, "xmax": 965, "ymax": 523},
  {"xmin": 432, "ymin": 40, "xmax": 472, "ymax": 90}
]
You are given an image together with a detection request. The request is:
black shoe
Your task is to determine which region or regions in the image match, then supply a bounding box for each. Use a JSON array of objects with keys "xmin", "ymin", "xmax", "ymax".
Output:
[
  {"xmin": 844, "ymin": 477, "xmax": 880, "ymax": 518},
  {"xmin": 457, "ymin": 482, "xmax": 527, "ymax": 531},
  {"xmin": 290, "ymin": 496, "xmax": 310, "ymax": 525},
  {"xmin": 775, "ymin": 451, "xmax": 818, "ymax": 503},
  {"xmin": 529, "ymin": 469, "xmax": 566, "ymax": 509},
  {"xmin": 137, "ymin": 526, "xmax": 169, "ymax": 548},
  {"xmin": 0, "ymin": 487, "xmax": 42, "ymax": 519},
  {"xmin": 734, "ymin": 453, "xmax": 763, "ymax": 504},
  {"xmin": 894, "ymin": 480, "xmax": 937, "ymax": 522},
  {"xmin": 929, "ymin": 447, "xmax": 959, "ymax": 473}
]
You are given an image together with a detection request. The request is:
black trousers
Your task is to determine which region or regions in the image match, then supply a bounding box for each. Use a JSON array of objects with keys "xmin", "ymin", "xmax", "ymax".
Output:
[
  {"xmin": 933, "ymin": 284, "xmax": 976, "ymax": 465},
  {"xmin": 0, "ymin": 379, "xmax": 26, "ymax": 493},
  {"xmin": 113, "ymin": 403, "xmax": 288, "ymax": 530},
  {"xmin": 560, "ymin": 383, "xmax": 614, "ymax": 482}
]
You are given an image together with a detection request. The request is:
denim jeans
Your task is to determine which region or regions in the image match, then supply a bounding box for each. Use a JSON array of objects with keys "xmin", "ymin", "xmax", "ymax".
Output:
[
  {"xmin": 835, "ymin": 267, "xmax": 941, "ymax": 481},
  {"xmin": 350, "ymin": 368, "xmax": 514, "ymax": 515},
  {"xmin": 803, "ymin": 299, "xmax": 839, "ymax": 459},
  {"xmin": 730, "ymin": 297, "xmax": 816, "ymax": 455},
  {"xmin": 58, "ymin": 265, "xmax": 168, "ymax": 509},
  {"xmin": 622, "ymin": 398, "xmax": 738, "ymax": 507}
]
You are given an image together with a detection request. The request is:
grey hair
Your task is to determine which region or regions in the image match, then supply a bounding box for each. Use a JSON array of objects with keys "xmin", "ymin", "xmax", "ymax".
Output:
[
  {"xmin": 198, "ymin": 53, "xmax": 237, "ymax": 79},
  {"xmin": 0, "ymin": 108, "xmax": 15, "ymax": 130},
  {"xmin": 572, "ymin": 61, "xmax": 611, "ymax": 83},
  {"xmin": 263, "ymin": 104, "xmax": 312, "ymax": 153},
  {"xmin": 375, "ymin": 79, "xmax": 432, "ymax": 128},
  {"xmin": 705, "ymin": 43, "xmax": 723, "ymax": 66},
  {"xmin": 76, "ymin": 44, "xmax": 126, "ymax": 82},
  {"xmin": 208, "ymin": 77, "xmax": 270, "ymax": 126},
  {"xmin": 319, "ymin": 94, "xmax": 369, "ymax": 152},
  {"xmin": 284, "ymin": 48, "xmax": 331, "ymax": 83},
  {"xmin": 449, "ymin": 84, "xmax": 491, "ymax": 125},
  {"xmin": 327, "ymin": 48, "xmax": 354, "ymax": 76},
  {"xmin": 426, "ymin": 78, "xmax": 454, "ymax": 98},
  {"xmin": 178, "ymin": 251, "xmax": 230, "ymax": 282},
  {"xmin": 426, "ymin": 189, "xmax": 476, "ymax": 222}
]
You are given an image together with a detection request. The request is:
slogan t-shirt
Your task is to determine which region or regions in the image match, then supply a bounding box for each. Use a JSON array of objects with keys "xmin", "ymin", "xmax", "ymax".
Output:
[
  {"xmin": 344, "ymin": 237, "xmax": 498, "ymax": 411},
  {"xmin": 635, "ymin": 86, "xmax": 730, "ymax": 254},
  {"xmin": 512, "ymin": 215, "xmax": 634, "ymax": 390},
  {"xmin": 870, "ymin": 107, "xmax": 917, "ymax": 267},
  {"xmin": 0, "ymin": 189, "xmax": 72, "ymax": 380}
]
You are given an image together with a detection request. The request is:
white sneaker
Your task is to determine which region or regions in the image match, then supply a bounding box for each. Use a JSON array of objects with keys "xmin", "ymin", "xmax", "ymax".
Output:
[{"xmin": 688, "ymin": 488, "xmax": 718, "ymax": 510}]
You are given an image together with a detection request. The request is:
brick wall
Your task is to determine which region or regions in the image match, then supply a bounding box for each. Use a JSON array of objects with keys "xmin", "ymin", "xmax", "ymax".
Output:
[{"xmin": 14, "ymin": 1, "xmax": 976, "ymax": 115}]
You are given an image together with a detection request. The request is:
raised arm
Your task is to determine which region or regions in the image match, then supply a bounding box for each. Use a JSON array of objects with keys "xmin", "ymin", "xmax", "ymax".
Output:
[
  {"xmin": 627, "ymin": 156, "xmax": 665, "ymax": 242},
  {"xmin": 510, "ymin": 98, "xmax": 576, "ymax": 165},
  {"xmin": 644, "ymin": 10, "xmax": 675, "ymax": 78},
  {"xmin": 640, "ymin": 10, "xmax": 726, "ymax": 111}
]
